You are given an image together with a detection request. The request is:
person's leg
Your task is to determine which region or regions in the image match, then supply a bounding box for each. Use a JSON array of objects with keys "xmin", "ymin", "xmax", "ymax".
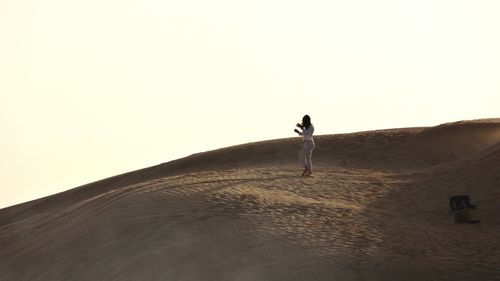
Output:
[
  {"xmin": 305, "ymin": 142, "xmax": 315, "ymax": 174},
  {"xmin": 305, "ymin": 151, "xmax": 312, "ymax": 172},
  {"xmin": 298, "ymin": 143, "xmax": 308, "ymax": 174}
]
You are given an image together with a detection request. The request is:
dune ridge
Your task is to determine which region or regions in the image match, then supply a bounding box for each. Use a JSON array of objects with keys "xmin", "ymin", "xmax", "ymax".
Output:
[{"xmin": 1, "ymin": 119, "xmax": 500, "ymax": 280}]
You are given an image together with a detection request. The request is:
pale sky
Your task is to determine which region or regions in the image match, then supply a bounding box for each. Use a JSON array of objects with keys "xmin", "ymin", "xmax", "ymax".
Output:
[{"xmin": 1, "ymin": 0, "xmax": 499, "ymax": 208}]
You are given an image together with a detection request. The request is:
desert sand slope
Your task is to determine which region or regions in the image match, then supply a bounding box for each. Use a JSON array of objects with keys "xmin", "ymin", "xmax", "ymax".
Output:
[{"xmin": 1, "ymin": 119, "xmax": 500, "ymax": 281}]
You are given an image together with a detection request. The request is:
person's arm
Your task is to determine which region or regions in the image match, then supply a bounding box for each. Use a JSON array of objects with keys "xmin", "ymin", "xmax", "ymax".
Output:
[{"xmin": 294, "ymin": 123, "xmax": 304, "ymax": 135}]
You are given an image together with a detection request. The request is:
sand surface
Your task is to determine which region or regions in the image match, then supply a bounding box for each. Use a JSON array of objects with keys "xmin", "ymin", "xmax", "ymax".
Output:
[{"xmin": 1, "ymin": 119, "xmax": 500, "ymax": 280}]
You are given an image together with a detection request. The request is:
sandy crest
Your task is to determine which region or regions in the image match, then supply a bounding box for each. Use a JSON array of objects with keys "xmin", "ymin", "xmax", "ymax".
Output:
[{"xmin": 1, "ymin": 119, "xmax": 500, "ymax": 280}]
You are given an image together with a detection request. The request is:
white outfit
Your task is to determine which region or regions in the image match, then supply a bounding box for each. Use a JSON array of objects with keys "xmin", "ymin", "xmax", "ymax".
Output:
[{"xmin": 297, "ymin": 124, "xmax": 315, "ymax": 170}]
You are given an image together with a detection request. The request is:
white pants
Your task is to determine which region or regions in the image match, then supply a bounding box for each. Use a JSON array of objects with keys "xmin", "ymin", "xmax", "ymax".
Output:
[{"xmin": 298, "ymin": 140, "xmax": 315, "ymax": 170}]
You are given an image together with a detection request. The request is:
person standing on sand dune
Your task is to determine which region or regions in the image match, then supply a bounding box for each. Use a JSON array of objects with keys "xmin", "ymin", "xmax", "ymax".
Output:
[{"xmin": 294, "ymin": 114, "xmax": 315, "ymax": 176}]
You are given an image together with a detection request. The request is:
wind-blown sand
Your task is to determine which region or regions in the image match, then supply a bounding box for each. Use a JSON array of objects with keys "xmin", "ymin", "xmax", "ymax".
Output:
[{"xmin": 1, "ymin": 119, "xmax": 500, "ymax": 280}]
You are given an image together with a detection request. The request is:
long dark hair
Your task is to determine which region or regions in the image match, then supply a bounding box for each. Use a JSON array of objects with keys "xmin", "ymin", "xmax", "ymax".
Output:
[{"xmin": 302, "ymin": 115, "xmax": 311, "ymax": 129}]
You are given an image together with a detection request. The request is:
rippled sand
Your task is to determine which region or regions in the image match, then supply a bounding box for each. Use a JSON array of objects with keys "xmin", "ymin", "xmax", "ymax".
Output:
[{"xmin": 1, "ymin": 119, "xmax": 500, "ymax": 280}]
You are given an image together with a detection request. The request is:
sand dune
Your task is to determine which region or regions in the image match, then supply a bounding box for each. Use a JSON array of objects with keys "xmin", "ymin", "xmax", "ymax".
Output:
[
  {"xmin": 1, "ymin": 119, "xmax": 500, "ymax": 280},
  {"xmin": 410, "ymin": 119, "xmax": 500, "ymax": 164}
]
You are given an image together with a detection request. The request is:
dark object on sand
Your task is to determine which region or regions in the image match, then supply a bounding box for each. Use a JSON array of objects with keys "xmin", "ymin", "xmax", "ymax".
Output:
[
  {"xmin": 449, "ymin": 195, "xmax": 480, "ymax": 224},
  {"xmin": 449, "ymin": 195, "xmax": 476, "ymax": 210}
]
